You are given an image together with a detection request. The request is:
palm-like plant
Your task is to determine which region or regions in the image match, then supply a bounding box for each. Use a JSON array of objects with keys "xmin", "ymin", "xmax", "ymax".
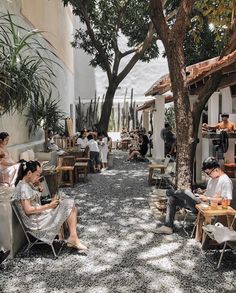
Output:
[
  {"xmin": 25, "ymin": 92, "xmax": 65, "ymax": 150},
  {"xmin": 0, "ymin": 12, "xmax": 59, "ymax": 115}
]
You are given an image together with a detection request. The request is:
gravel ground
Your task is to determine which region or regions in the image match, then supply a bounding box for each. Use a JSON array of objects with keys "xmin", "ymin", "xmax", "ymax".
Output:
[{"xmin": 0, "ymin": 150, "xmax": 236, "ymax": 293}]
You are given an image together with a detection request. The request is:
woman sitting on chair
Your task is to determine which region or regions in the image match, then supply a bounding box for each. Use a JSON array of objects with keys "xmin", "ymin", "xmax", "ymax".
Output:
[
  {"xmin": 13, "ymin": 160, "xmax": 87, "ymax": 250},
  {"xmin": 0, "ymin": 132, "xmax": 19, "ymax": 187}
]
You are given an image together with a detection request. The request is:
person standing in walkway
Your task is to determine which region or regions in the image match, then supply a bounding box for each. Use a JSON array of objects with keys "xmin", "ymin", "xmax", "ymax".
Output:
[
  {"xmin": 98, "ymin": 132, "xmax": 109, "ymax": 170},
  {"xmin": 160, "ymin": 123, "xmax": 176, "ymax": 157},
  {"xmin": 86, "ymin": 134, "xmax": 101, "ymax": 172},
  {"xmin": 152, "ymin": 157, "xmax": 233, "ymax": 234}
]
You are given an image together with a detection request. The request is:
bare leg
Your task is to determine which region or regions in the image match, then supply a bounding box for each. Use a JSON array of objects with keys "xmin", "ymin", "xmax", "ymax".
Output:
[
  {"xmin": 127, "ymin": 150, "xmax": 139, "ymax": 161},
  {"xmin": 67, "ymin": 206, "xmax": 78, "ymax": 239},
  {"xmin": 67, "ymin": 206, "xmax": 87, "ymax": 250}
]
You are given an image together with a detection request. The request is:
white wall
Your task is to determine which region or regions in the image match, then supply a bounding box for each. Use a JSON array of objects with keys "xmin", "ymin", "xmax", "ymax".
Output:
[{"xmin": 0, "ymin": 0, "xmax": 94, "ymax": 152}]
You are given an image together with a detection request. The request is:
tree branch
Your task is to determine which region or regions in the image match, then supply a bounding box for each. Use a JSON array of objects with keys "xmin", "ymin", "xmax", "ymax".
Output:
[
  {"xmin": 116, "ymin": 22, "xmax": 155, "ymax": 84},
  {"xmin": 171, "ymin": 0, "xmax": 196, "ymax": 42},
  {"xmin": 77, "ymin": 1, "xmax": 112, "ymax": 80},
  {"xmin": 150, "ymin": 0, "xmax": 170, "ymax": 45}
]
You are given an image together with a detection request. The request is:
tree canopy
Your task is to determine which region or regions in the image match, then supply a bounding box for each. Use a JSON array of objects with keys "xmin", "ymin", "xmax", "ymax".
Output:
[
  {"xmin": 150, "ymin": 0, "xmax": 236, "ymax": 188},
  {"xmin": 63, "ymin": 0, "xmax": 160, "ymax": 131},
  {"xmin": 63, "ymin": 0, "xmax": 159, "ymax": 71},
  {"xmin": 165, "ymin": 0, "xmax": 233, "ymax": 65}
]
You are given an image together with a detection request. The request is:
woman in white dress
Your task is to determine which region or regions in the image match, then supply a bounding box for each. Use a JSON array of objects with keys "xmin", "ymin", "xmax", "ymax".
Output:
[
  {"xmin": 98, "ymin": 133, "xmax": 109, "ymax": 170},
  {"xmin": 0, "ymin": 132, "xmax": 19, "ymax": 186},
  {"xmin": 13, "ymin": 160, "xmax": 87, "ymax": 250}
]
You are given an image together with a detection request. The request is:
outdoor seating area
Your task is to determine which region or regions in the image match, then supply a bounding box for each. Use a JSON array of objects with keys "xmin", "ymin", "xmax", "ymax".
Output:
[
  {"xmin": 1, "ymin": 147, "xmax": 236, "ymax": 291},
  {"xmin": 1, "ymin": 1, "xmax": 236, "ymax": 292}
]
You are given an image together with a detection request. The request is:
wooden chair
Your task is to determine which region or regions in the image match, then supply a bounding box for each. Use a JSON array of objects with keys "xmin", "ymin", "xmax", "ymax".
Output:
[
  {"xmin": 74, "ymin": 162, "xmax": 88, "ymax": 183},
  {"xmin": 56, "ymin": 156, "xmax": 75, "ymax": 188},
  {"xmin": 148, "ymin": 155, "xmax": 171, "ymax": 185}
]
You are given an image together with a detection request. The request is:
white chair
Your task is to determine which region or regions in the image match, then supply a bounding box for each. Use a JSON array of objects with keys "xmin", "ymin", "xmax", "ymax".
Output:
[{"xmin": 202, "ymin": 216, "xmax": 236, "ymax": 269}]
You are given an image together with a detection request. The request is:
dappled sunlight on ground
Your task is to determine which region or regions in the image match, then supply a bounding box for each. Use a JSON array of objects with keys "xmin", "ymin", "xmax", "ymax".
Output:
[{"xmin": 0, "ymin": 151, "xmax": 235, "ymax": 292}]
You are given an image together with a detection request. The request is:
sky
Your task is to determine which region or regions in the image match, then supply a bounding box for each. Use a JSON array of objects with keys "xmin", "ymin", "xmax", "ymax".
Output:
[{"xmin": 94, "ymin": 40, "xmax": 169, "ymax": 103}]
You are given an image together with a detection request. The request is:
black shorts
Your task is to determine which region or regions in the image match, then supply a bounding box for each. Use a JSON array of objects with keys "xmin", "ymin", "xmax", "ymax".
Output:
[{"xmin": 90, "ymin": 151, "xmax": 100, "ymax": 165}]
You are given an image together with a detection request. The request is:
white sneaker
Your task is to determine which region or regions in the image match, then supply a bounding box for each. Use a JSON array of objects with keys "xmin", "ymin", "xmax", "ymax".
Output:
[{"xmin": 152, "ymin": 226, "xmax": 173, "ymax": 234}]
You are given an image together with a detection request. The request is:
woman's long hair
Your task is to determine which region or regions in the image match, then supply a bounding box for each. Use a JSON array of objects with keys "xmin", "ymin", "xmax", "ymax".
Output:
[{"xmin": 15, "ymin": 160, "xmax": 40, "ymax": 186}]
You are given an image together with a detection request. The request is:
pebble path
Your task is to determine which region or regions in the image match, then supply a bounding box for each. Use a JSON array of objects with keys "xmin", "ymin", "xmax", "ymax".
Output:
[{"xmin": 0, "ymin": 151, "xmax": 235, "ymax": 293}]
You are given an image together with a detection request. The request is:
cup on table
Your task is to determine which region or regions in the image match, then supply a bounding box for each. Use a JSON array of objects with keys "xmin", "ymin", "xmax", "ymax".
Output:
[
  {"xmin": 210, "ymin": 198, "xmax": 218, "ymax": 209},
  {"xmin": 222, "ymin": 198, "xmax": 230, "ymax": 209}
]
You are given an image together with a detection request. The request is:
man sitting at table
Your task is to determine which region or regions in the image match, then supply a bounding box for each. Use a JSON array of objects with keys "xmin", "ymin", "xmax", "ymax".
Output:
[
  {"xmin": 202, "ymin": 113, "xmax": 236, "ymax": 132},
  {"xmin": 152, "ymin": 157, "xmax": 233, "ymax": 234}
]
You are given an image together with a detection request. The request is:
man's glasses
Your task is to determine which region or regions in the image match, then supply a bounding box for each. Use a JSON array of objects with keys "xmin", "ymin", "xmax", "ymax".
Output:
[{"xmin": 204, "ymin": 168, "xmax": 216, "ymax": 176}]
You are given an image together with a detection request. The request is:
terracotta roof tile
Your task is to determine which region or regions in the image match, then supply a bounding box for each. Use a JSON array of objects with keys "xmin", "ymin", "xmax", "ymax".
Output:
[{"xmin": 145, "ymin": 50, "xmax": 236, "ymax": 96}]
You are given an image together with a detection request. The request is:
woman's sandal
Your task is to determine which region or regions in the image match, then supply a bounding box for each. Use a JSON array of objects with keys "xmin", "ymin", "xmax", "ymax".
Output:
[{"xmin": 67, "ymin": 241, "xmax": 88, "ymax": 250}]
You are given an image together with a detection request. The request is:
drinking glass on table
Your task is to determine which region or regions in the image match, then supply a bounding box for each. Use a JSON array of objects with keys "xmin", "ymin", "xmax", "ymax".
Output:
[{"xmin": 210, "ymin": 198, "xmax": 218, "ymax": 209}]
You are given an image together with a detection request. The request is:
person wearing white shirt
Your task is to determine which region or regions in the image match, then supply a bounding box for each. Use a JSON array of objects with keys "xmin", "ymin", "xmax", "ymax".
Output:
[
  {"xmin": 152, "ymin": 157, "xmax": 233, "ymax": 235},
  {"xmin": 98, "ymin": 133, "xmax": 109, "ymax": 170},
  {"xmin": 76, "ymin": 131, "xmax": 88, "ymax": 149},
  {"xmin": 86, "ymin": 134, "xmax": 101, "ymax": 172}
]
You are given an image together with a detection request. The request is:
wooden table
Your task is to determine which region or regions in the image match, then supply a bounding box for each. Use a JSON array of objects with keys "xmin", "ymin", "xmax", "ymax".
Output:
[
  {"xmin": 148, "ymin": 163, "xmax": 166, "ymax": 185},
  {"xmin": 195, "ymin": 203, "xmax": 236, "ymax": 245}
]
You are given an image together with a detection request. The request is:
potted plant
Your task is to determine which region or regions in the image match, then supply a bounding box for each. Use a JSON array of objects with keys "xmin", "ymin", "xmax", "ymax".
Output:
[{"xmin": 25, "ymin": 92, "xmax": 65, "ymax": 151}]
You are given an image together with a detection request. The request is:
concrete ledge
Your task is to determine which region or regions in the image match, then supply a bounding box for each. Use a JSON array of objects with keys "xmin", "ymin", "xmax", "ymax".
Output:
[
  {"xmin": 0, "ymin": 187, "xmax": 26, "ymax": 257},
  {"xmin": 8, "ymin": 140, "xmax": 45, "ymax": 162}
]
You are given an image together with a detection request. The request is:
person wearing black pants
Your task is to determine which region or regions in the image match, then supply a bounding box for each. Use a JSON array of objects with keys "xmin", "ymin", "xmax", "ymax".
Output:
[{"xmin": 153, "ymin": 157, "xmax": 233, "ymax": 234}]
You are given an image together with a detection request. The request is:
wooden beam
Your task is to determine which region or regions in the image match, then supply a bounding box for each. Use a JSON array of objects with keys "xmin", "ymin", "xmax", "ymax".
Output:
[{"xmin": 188, "ymin": 72, "xmax": 236, "ymax": 95}]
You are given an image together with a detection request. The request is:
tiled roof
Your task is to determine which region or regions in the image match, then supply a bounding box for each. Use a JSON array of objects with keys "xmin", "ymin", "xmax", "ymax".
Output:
[
  {"xmin": 145, "ymin": 50, "xmax": 236, "ymax": 96},
  {"xmin": 136, "ymin": 95, "xmax": 173, "ymax": 111}
]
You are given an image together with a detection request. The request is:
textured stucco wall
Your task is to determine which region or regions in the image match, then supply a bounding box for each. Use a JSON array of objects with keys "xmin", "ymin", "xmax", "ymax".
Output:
[{"xmin": 0, "ymin": 0, "xmax": 89, "ymax": 147}]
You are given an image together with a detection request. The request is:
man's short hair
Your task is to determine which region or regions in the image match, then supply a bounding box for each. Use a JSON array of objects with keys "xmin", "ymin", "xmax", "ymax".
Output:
[
  {"xmin": 221, "ymin": 113, "xmax": 229, "ymax": 118},
  {"xmin": 202, "ymin": 156, "xmax": 220, "ymax": 170}
]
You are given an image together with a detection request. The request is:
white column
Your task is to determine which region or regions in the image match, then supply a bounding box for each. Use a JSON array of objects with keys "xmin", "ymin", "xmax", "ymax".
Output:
[
  {"xmin": 196, "ymin": 116, "xmax": 203, "ymax": 183},
  {"xmin": 143, "ymin": 111, "xmax": 149, "ymax": 132},
  {"xmin": 152, "ymin": 95, "xmax": 165, "ymax": 160},
  {"xmin": 208, "ymin": 92, "xmax": 220, "ymax": 125},
  {"xmin": 220, "ymin": 87, "xmax": 232, "ymax": 114}
]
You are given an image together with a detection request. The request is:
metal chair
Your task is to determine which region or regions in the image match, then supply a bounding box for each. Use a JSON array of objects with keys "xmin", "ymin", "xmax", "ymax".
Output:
[
  {"xmin": 182, "ymin": 208, "xmax": 197, "ymax": 237},
  {"xmin": 11, "ymin": 200, "xmax": 65, "ymax": 258},
  {"xmin": 202, "ymin": 215, "xmax": 236, "ymax": 269}
]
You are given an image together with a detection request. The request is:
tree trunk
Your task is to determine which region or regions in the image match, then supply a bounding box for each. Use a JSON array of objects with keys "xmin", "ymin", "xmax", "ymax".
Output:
[
  {"xmin": 164, "ymin": 42, "xmax": 194, "ymax": 189},
  {"xmin": 96, "ymin": 84, "xmax": 117, "ymax": 132}
]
